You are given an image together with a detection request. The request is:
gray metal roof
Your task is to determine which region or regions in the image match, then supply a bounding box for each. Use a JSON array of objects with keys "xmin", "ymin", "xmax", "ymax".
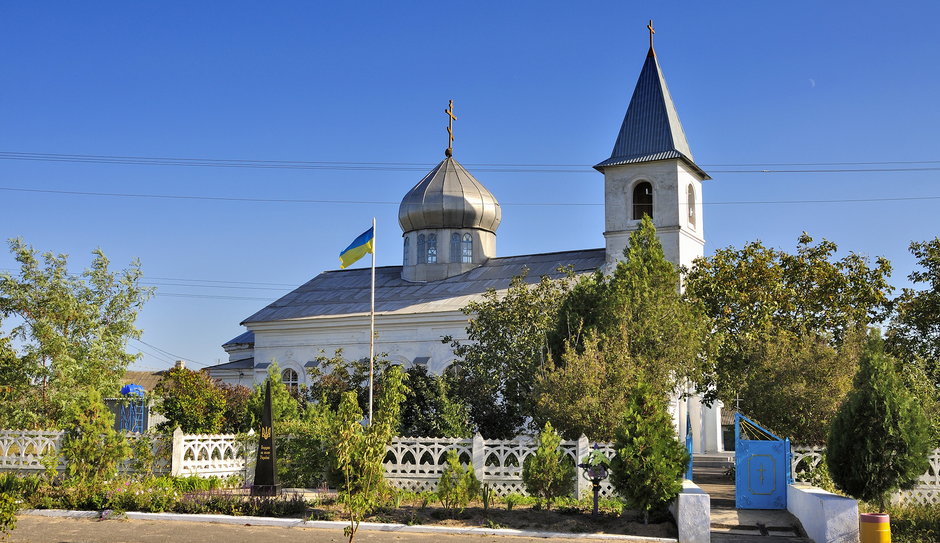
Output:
[
  {"xmin": 222, "ymin": 330, "xmax": 255, "ymax": 347},
  {"xmin": 203, "ymin": 357, "xmax": 254, "ymax": 371},
  {"xmin": 595, "ymin": 48, "xmax": 710, "ymax": 180},
  {"xmin": 398, "ymin": 157, "xmax": 502, "ymax": 233},
  {"xmin": 241, "ymin": 248, "xmax": 605, "ymax": 324}
]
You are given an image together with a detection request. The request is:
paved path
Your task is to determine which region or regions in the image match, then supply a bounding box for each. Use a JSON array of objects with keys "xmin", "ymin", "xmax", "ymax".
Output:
[{"xmin": 8, "ymin": 515, "xmax": 671, "ymax": 543}]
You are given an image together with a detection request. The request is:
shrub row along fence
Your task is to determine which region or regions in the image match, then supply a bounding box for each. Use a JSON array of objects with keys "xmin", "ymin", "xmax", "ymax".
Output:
[{"xmin": 1, "ymin": 429, "xmax": 936, "ymax": 504}]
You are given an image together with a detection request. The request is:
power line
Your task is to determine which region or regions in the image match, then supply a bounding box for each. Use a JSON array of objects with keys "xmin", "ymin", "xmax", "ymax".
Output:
[
  {"xmin": 3, "ymin": 150, "xmax": 940, "ymax": 173},
  {"xmin": 147, "ymin": 275, "xmax": 296, "ymax": 287},
  {"xmin": 155, "ymin": 292, "xmax": 276, "ymax": 301},
  {"xmin": 133, "ymin": 338, "xmax": 209, "ymax": 367},
  {"xmin": 143, "ymin": 281, "xmax": 292, "ymax": 292},
  {"xmin": 4, "ymin": 185, "xmax": 940, "ymax": 207}
]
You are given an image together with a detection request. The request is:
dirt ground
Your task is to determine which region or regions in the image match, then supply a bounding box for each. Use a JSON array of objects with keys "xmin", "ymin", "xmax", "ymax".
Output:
[{"xmin": 8, "ymin": 515, "xmax": 673, "ymax": 543}]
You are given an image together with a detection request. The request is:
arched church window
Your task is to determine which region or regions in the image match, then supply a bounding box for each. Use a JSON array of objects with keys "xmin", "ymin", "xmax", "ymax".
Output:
[
  {"xmin": 417, "ymin": 234, "xmax": 426, "ymax": 264},
  {"xmin": 403, "ymin": 236, "xmax": 410, "ymax": 265},
  {"xmin": 687, "ymin": 184, "xmax": 696, "ymax": 227},
  {"xmin": 633, "ymin": 181, "xmax": 653, "ymax": 220},
  {"xmin": 461, "ymin": 233, "xmax": 472, "ymax": 263},
  {"xmin": 450, "ymin": 233, "xmax": 461, "ymax": 263},
  {"xmin": 427, "ymin": 233, "xmax": 437, "ymax": 264},
  {"xmin": 281, "ymin": 368, "xmax": 299, "ymax": 395}
]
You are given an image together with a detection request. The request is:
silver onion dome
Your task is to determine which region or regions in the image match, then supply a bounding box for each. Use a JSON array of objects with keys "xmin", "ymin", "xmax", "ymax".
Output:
[{"xmin": 398, "ymin": 157, "xmax": 501, "ymax": 233}]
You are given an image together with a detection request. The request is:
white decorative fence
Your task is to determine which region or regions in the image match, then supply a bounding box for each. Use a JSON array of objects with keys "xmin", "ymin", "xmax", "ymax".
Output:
[
  {"xmin": 0, "ymin": 430, "xmax": 63, "ymax": 471},
  {"xmin": 792, "ymin": 445, "xmax": 940, "ymax": 505},
  {"xmin": 3, "ymin": 428, "xmax": 937, "ymax": 505},
  {"xmin": 383, "ymin": 434, "xmax": 615, "ymax": 498}
]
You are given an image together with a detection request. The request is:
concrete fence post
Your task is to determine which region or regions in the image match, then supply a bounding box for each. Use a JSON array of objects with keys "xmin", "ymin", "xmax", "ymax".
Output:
[
  {"xmin": 472, "ymin": 433, "xmax": 485, "ymax": 483},
  {"xmin": 170, "ymin": 427, "xmax": 184, "ymax": 477},
  {"xmin": 576, "ymin": 434, "xmax": 590, "ymax": 498}
]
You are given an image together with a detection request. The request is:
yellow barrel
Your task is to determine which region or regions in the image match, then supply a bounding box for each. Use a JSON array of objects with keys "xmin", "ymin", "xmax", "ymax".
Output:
[{"xmin": 860, "ymin": 513, "xmax": 891, "ymax": 543}]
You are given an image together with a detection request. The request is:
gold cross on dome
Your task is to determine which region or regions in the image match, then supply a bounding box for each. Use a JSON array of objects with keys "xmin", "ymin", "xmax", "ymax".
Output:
[
  {"xmin": 648, "ymin": 20, "xmax": 655, "ymax": 49},
  {"xmin": 444, "ymin": 99, "xmax": 457, "ymax": 156}
]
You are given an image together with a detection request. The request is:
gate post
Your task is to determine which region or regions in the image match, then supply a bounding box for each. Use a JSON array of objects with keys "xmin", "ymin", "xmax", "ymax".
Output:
[
  {"xmin": 576, "ymin": 435, "xmax": 590, "ymax": 499},
  {"xmin": 471, "ymin": 433, "xmax": 485, "ymax": 483},
  {"xmin": 170, "ymin": 427, "xmax": 184, "ymax": 477}
]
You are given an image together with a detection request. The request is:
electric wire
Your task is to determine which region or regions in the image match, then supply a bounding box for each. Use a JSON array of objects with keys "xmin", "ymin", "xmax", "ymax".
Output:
[
  {"xmin": 3, "ymin": 186, "xmax": 940, "ymax": 207},
  {"xmin": 3, "ymin": 150, "xmax": 940, "ymax": 173}
]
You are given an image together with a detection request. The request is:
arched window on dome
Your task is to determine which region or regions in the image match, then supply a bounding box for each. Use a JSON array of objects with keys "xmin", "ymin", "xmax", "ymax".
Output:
[
  {"xmin": 687, "ymin": 184, "xmax": 696, "ymax": 228},
  {"xmin": 427, "ymin": 234, "xmax": 438, "ymax": 264},
  {"xmin": 633, "ymin": 181, "xmax": 653, "ymax": 220},
  {"xmin": 281, "ymin": 368, "xmax": 299, "ymax": 395},
  {"xmin": 403, "ymin": 236, "xmax": 410, "ymax": 265},
  {"xmin": 450, "ymin": 233, "xmax": 461, "ymax": 263},
  {"xmin": 417, "ymin": 234, "xmax": 426, "ymax": 264},
  {"xmin": 461, "ymin": 234, "xmax": 473, "ymax": 263}
]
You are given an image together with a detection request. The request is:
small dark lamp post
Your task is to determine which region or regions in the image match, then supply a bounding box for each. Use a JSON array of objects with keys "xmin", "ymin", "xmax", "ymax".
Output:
[{"xmin": 578, "ymin": 444, "xmax": 610, "ymax": 517}]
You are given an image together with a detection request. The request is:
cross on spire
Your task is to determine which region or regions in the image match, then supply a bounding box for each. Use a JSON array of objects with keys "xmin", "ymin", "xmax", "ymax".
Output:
[
  {"xmin": 647, "ymin": 20, "xmax": 655, "ymax": 50},
  {"xmin": 444, "ymin": 99, "xmax": 457, "ymax": 157}
]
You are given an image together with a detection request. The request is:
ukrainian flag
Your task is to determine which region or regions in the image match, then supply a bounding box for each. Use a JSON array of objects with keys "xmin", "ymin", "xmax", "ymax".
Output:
[{"xmin": 339, "ymin": 226, "xmax": 374, "ymax": 269}]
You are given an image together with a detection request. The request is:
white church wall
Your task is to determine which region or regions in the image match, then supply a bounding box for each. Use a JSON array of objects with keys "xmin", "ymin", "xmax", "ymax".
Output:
[{"xmin": 245, "ymin": 310, "xmax": 471, "ymax": 386}]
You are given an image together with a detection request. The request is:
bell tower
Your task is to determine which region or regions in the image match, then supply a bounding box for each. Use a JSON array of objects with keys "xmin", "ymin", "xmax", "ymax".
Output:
[{"xmin": 594, "ymin": 21, "xmax": 709, "ymax": 271}]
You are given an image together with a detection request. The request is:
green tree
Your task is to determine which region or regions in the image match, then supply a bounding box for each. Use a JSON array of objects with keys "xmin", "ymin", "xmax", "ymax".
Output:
[
  {"xmin": 436, "ymin": 449, "xmax": 481, "ymax": 514},
  {"xmin": 535, "ymin": 334, "xmax": 638, "ymax": 441},
  {"xmin": 522, "ymin": 421, "xmax": 574, "ymax": 509},
  {"xmin": 609, "ymin": 381, "xmax": 689, "ymax": 525},
  {"xmin": 887, "ymin": 237, "xmax": 940, "ymax": 390},
  {"xmin": 536, "ymin": 217, "xmax": 712, "ymax": 439},
  {"xmin": 0, "ymin": 239, "xmax": 152, "ymax": 428},
  {"xmin": 399, "ymin": 365, "xmax": 471, "ymax": 438},
  {"xmin": 827, "ymin": 334, "xmax": 932, "ymax": 512},
  {"xmin": 153, "ymin": 366, "xmax": 227, "ymax": 434},
  {"xmin": 331, "ymin": 365, "xmax": 407, "ymax": 542},
  {"xmin": 60, "ymin": 388, "xmax": 131, "ymax": 486},
  {"xmin": 218, "ymin": 381, "xmax": 253, "ymax": 434},
  {"xmin": 684, "ymin": 233, "xmax": 893, "ymax": 413},
  {"xmin": 732, "ymin": 327, "xmax": 864, "ymax": 443},
  {"xmin": 306, "ymin": 349, "xmax": 392, "ymax": 415},
  {"xmin": 445, "ymin": 269, "xmax": 572, "ymax": 438},
  {"xmin": 247, "ymin": 361, "xmax": 299, "ymax": 428}
]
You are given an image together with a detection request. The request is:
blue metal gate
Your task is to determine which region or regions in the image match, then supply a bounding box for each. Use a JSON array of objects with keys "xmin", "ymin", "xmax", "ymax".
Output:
[{"xmin": 735, "ymin": 413, "xmax": 790, "ymax": 509}]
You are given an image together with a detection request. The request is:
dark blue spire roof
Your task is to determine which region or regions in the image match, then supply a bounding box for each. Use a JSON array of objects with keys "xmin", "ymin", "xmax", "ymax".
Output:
[{"xmin": 595, "ymin": 48, "xmax": 709, "ymax": 180}]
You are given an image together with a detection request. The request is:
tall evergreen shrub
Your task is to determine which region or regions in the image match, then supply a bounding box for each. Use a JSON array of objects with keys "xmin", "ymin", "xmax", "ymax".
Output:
[
  {"xmin": 609, "ymin": 381, "xmax": 689, "ymax": 524},
  {"xmin": 827, "ymin": 334, "xmax": 931, "ymax": 512}
]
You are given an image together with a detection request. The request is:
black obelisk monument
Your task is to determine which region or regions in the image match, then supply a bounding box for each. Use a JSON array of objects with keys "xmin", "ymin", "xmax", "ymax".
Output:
[{"xmin": 251, "ymin": 381, "xmax": 280, "ymax": 496}]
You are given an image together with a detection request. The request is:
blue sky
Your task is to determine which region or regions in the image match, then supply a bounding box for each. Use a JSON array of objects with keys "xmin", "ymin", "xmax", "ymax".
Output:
[{"xmin": 1, "ymin": 2, "xmax": 938, "ymax": 372}]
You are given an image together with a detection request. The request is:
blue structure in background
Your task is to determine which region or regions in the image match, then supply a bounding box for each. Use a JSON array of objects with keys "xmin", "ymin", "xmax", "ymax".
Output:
[
  {"xmin": 734, "ymin": 413, "xmax": 791, "ymax": 509},
  {"xmin": 119, "ymin": 384, "xmax": 146, "ymax": 433}
]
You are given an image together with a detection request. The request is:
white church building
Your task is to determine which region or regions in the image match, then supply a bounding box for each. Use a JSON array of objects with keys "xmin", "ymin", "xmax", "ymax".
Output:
[{"xmin": 208, "ymin": 31, "xmax": 724, "ymax": 453}]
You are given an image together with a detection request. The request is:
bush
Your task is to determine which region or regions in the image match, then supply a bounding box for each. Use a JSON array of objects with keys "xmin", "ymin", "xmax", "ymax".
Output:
[
  {"xmin": 827, "ymin": 335, "xmax": 932, "ymax": 511},
  {"xmin": 886, "ymin": 502, "xmax": 940, "ymax": 543},
  {"xmin": 522, "ymin": 421, "xmax": 574, "ymax": 509},
  {"xmin": 0, "ymin": 493, "xmax": 16, "ymax": 538},
  {"xmin": 609, "ymin": 381, "xmax": 689, "ymax": 524},
  {"xmin": 106, "ymin": 478, "xmax": 180, "ymax": 513},
  {"xmin": 436, "ymin": 450, "xmax": 480, "ymax": 514},
  {"xmin": 60, "ymin": 389, "xmax": 130, "ymax": 485},
  {"xmin": 153, "ymin": 366, "xmax": 228, "ymax": 434}
]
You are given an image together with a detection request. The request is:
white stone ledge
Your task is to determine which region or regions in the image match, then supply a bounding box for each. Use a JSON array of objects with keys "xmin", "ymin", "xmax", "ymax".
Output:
[
  {"xmin": 669, "ymin": 479, "xmax": 710, "ymax": 543},
  {"xmin": 787, "ymin": 483, "xmax": 858, "ymax": 543}
]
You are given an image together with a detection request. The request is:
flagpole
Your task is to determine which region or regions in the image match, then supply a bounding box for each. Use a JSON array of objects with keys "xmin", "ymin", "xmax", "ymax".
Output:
[{"xmin": 368, "ymin": 216, "xmax": 376, "ymax": 425}]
